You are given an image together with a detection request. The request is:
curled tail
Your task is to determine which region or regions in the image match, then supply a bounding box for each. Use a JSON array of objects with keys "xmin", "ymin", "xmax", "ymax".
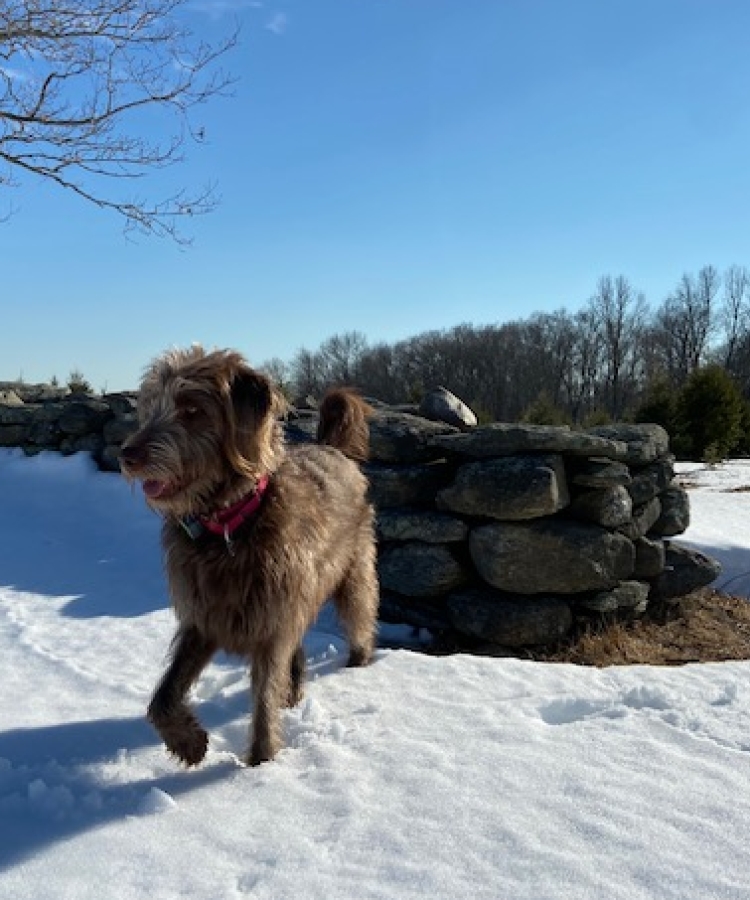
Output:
[{"xmin": 317, "ymin": 387, "xmax": 372, "ymax": 462}]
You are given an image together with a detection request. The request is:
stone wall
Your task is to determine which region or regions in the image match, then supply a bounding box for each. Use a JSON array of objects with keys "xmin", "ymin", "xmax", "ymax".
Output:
[
  {"xmin": 364, "ymin": 412, "xmax": 719, "ymax": 651},
  {"xmin": 0, "ymin": 385, "xmax": 137, "ymax": 472},
  {"xmin": 0, "ymin": 390, "xmax": 720, "ymax": 652}
]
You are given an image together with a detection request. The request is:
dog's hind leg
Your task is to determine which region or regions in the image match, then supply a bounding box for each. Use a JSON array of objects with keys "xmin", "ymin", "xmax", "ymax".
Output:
[
  {"xmin": 147, "ymin": 625, "xmax": 216, "ymax": 767},
  {"xmin": 285, "ymin": 645, "xmax": 306, "ymax": 708},
  {"xmin": 333, "ymin": 537, "xmax": 378, "ymax": 668}
]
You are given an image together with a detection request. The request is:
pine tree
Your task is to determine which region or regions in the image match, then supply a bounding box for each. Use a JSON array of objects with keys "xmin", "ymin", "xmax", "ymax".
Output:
[{"xmin": 676, "ymin": 365, "xmax": 745, "ymax": 461}]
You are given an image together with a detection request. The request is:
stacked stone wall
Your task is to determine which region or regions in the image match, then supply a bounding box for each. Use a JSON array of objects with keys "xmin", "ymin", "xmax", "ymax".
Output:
[
  {"xmin": 365, "ymin": 413, "xmax": 719, "ymax": 651},
  {"xmin": 0, "ymin": 390, "xmax": 720, "ymax": 650}
]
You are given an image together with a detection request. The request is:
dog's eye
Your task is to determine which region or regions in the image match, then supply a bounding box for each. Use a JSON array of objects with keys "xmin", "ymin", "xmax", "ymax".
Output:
[{"xmin": 178, "ymin": 403, "xmax": 201, "ymax": 421}]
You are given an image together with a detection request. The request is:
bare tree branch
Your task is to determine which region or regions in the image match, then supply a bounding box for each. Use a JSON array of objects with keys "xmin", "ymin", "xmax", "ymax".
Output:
[{"xmin": 0, "ymin": 0, "xmax": 237, "ymax": 241}]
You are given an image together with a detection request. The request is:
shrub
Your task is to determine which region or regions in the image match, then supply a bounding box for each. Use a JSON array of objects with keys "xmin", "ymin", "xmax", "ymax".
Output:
[
  {"xmin": 675, "ymin": 365, "xmax": 745, "ymax": 460},
  {"xmin": 520, "ymin": 391, "xmax": 572, "ymax": 427},
  {"xmin": 634, "ymin": 376, "xmax": 678, "ymax": 436},
  {"xmin": 67, "ymin": 369, "xmax": 93, "ymax": 395},
  {"xmin": 581, "ymin": 408, "xmax": 612, "ymax": 428}
]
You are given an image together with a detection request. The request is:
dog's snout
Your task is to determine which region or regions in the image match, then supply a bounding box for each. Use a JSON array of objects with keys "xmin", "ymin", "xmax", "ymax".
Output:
[{"xmin": 120, "ymin": 442, "xmax": 149, "ymax": 470}]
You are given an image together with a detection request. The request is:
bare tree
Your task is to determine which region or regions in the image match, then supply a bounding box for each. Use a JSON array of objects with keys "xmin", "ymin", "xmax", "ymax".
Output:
[
  {"xmin": 289, "ymin": 347, "xmax": 326, "ymax": 400},
  {"xmin": 258, "ymin": 357, "xmax": 291, "ymax": 396},
  {"xmin": 589, "ymin": 275, "xmax": 648, "ymax": 419},
  {"xmin": 0, "ymin": 0, "xmax": 236, "ymax": 239},
  {"xmin": 355, "ymin": 341, "xmax": 399, "ymax": 403},
  {"xmin": 653, "ymin": 267, "xmax": 718, "ymax": 384},
  {"xmin": 319, "ymin": 331, "xmax": 369, "ymax": 386},
  {"xmin": 720, "ymin": 264, "xmax": 750, "ymax": 372}
]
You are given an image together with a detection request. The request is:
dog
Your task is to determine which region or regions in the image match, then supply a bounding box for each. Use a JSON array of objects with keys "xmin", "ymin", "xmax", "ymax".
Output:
[{"xmin": 120, "ymin": 346, "xmax": 378, "ymax": 766}]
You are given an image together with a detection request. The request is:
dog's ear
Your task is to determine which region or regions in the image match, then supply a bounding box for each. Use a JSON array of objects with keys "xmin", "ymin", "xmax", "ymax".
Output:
[
  {"xmin": 231, "ymin": 368, "xmax": 273, "ymax": 427},
  {"xmin": 226, "ymin": 367, "xmax": 285, "ymax": 477}
]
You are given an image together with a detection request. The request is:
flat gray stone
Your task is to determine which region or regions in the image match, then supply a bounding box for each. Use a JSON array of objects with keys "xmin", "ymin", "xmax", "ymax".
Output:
[
  {"xmin": 650, "ymin": 486, "xmax": 690, "ymax": 536},
  {"xmin": 651, "ymin": 543, "xmax": 722, "ymax": 599},
  {"xmin": 633, "ymin": 536, "xmax": 666, "ymax": 578},
  {"xmin": 368, "ymin": 412, "xmax": 458, "ymax": 463},
  {"xmin": 376, "ymin": 509, "xmax": 468, "ymax": 543},
  {"xmin": 627, "ymin": 459, "xmax": 675, "ymax": 505},
  {"xmin": 59, "ymin": 399, "xmax": 111, "ymax": 436},
  {"xmin": 428, "ymin": 423, "xmax": 627, "ymax": 460},
  {"xmin": 377, "ymin": 542, "xmax": 470, "ymax": 597},
  {"xmin": 437, "ymin": 454, "xmax": 569, "ymax": 520},
  {"xmin": 0, "ymin": 424, "xmax": 30, "ymax": 446},
  {"xmin": 618, "ymin": 497, "xmax": 662, "ymax": 540},
  {"xmin": 366, "ymin": 461, "xmax": 453, "ymax": 509},
  {"xmin": 0, "ymin": 404, "xmax": 35, "ymax": 426},
  {"xmin": 103, "ymin": 413, "xmax": 138, "ymax": 445},
  {"xmin": 569, "ymin": 458, "xmax": 632, "ymax": 488},
  {"xmin": 569, "ymin": 485, "xmax": 633, "ymax": 528},
  {"xmin": 577, "ymin": 581, "xmax": 650, "ymax": 614},
  {"xmin": 470, "ymin": 520, "xmax": 635, "ymax": 594},
  {"xmin": 378, "ymin": 591, "xmax": 452, "ymax": 630},
  {"xmin": 447, "ymin": 587, "xmax": 573, "ymax": 646},
  {"xmin": 587, "ymin": 423, "xmax": 670, "ymax": 464}
]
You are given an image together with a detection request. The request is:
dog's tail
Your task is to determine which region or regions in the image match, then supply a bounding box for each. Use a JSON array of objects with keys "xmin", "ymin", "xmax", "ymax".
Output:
[{"xmin": 317, "ymin": 387, "xmax": 372, "ymax": 462}]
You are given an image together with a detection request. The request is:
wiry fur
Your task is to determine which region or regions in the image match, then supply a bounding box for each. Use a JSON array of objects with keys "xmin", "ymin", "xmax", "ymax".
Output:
[{"xmin": 120, "ymin": 347, "xmax": 378, "ymax": 767}]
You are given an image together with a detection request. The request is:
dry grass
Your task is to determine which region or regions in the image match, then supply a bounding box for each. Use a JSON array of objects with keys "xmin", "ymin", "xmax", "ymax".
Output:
[{"xmin": 536, "ymin": 589, "xmax": 750, "ymax": 667}]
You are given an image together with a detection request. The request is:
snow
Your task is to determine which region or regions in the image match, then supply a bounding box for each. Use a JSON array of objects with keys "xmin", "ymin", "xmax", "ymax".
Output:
[{"xmin": 1, "ymin": 448, "xmax": 749, "ymax": 900}]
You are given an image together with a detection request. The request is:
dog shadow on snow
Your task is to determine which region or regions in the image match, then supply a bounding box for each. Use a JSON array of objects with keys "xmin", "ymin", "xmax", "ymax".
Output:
[
  {"xmin": 0, "ymin": 635, "xmax": 355, "ymax": 874},
  {"xmin": 0, "ymin": 706, "xmax": 233, "ymax": 872}
]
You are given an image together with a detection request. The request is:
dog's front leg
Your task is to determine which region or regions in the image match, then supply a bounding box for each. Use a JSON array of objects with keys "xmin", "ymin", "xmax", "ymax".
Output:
[
  {"xmin": 248, "ymin": 646, "xmax": 292, "ymax": 766},
  {"xmin": 147, "ymin": 625, "xmax": 216, "ymax": 767}
]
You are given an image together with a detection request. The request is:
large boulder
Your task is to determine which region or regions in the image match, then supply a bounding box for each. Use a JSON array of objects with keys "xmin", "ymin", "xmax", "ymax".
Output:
[
  {"xmin": 470, "ymin": 519, "xmax": 635, "ymax": 594},
  {"xmin": 419, "ymin": 386, "xmax": 477, "ymax": 431},
  {"xmin": 651, "ymin": 543, "xmax": 722, "ymax": 599}
]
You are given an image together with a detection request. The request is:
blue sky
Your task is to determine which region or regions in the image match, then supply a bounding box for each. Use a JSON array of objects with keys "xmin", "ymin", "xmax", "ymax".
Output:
[{"xmin": 4, "ymin": 0, "xmax": 750, "ymax": 391}]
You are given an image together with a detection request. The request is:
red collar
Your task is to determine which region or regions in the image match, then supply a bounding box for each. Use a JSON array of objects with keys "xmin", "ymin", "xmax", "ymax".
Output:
[
  {"xmin": 178, "ymin": 477, "xmax": 270, "ymax": 553},
  {"xmin": 198, "ymin": 475, "xmax": 270, "ymax": 538}
]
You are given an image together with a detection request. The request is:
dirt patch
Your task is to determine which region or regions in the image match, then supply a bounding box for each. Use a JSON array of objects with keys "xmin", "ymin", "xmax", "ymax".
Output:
[{"xmin": 535, "ymin": 589, "xmax": 750, "ymax": 666}]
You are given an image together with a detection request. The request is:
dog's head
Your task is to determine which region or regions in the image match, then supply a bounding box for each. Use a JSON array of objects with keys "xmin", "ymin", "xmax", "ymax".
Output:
[{"xmin": 120, "ymin": 346, "xmax": 286, "ymax": 516}]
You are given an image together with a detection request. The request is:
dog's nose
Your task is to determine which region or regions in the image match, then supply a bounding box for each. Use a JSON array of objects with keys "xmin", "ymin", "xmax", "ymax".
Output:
[{"xmin": 119, "ymin": 443, "xmax": 148, "ymax": 470}]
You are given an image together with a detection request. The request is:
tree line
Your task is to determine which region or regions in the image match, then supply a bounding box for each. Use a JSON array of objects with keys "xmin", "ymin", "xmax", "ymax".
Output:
[{"xmin": 261, "ymin": 264, "xmax": 750, "ymax": 460}]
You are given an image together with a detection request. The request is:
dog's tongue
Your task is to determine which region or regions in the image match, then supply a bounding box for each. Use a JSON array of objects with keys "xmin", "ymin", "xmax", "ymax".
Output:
[{"xmin": 143, "ymin": 479, "xmax": 169, "ymax": 499}]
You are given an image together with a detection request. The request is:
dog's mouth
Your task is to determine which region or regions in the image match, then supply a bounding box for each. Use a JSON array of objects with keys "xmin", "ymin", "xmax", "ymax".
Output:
[{"xmin": 143, "ymin": 479, "xmax": 181, "ymax": 501}]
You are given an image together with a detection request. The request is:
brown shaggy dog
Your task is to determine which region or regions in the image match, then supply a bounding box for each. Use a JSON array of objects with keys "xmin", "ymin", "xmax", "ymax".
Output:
[{"xmin": 120, "ymin": 346, "xmax": 378, "ymax": 767}]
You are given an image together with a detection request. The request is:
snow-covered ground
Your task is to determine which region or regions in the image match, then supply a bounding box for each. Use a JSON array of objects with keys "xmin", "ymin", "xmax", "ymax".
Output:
[{"xmin": 1, "ymin": 449, "xmax": 749, "ymax": 900}]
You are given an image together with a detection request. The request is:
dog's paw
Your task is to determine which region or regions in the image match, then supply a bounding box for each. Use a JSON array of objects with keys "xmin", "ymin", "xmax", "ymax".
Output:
[
  {"xmin": 346, "ymin": 645, "xmax": 373, "ymax": 668},
  {"xmin": 246, "ymin": 738, "xmax": 280, "ymax": 767},
  {"xmin": 166, "ymin": 726, "xmax": 209, "ymax": 768},
  {"xmin": 284, "ymin": 683, "xmax": 305, "ymax": 708}
]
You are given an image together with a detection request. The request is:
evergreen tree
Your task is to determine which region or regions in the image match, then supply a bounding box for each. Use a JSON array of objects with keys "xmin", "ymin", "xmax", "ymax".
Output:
[{"xmin": 675, "ymin": 365, "xmax": 745, "ymax": 461}]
